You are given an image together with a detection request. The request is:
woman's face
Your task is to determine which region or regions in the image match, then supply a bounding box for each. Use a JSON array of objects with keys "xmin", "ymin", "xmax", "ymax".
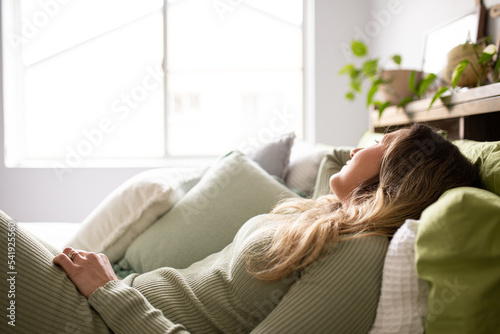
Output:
[{"xmin": 330, "ymin": 130, "xmax": 406, "ymax": 202}]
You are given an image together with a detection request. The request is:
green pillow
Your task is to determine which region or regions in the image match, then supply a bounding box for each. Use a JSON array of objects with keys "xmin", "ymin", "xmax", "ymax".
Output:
[
  {"xmin": 122, "ymin": 151, "xmax": 298, "ymax": 272},
  {"xmin": 312, "ymin": 147, "xmax": 353, "ymax": 198},
  {"xmin": 454, "ymin": 139, "xmax": 500, "ymax": 196},
  {"xmin": 415, "ymin": 187, "xmax": 500, "ymax": 334}
]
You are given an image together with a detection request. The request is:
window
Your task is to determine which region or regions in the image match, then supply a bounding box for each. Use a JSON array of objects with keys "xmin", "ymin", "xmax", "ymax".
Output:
[{"xmin": 2, "ymin": 0, "xmax": 305, "ymax": 168}]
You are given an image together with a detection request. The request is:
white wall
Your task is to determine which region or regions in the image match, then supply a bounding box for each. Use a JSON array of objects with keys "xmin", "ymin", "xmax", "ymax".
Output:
[
  {"xmin": 2, "ymin": 0, "xmax": 499, "ymax": 222},
  {"xmin": 313, "ymin": 0, "xmax": 370, "ymax": 146},
  {"xmin": 369, "ymin": 0, "xmax": 479, "ymax": 69}
]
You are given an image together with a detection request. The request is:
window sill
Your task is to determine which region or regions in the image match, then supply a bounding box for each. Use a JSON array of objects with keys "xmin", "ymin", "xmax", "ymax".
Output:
[{"xmin": 5, "ymin": 157, "xmax": 218, "ymax": 169}]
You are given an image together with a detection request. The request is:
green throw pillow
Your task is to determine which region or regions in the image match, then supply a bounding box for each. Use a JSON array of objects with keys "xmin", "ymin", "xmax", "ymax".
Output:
[
  {"xmin": 415, "ymin": 187, "xmax": 500, "ymax": 334},
  {"xmin": 122, "ymin": 151, "xmax": 298, "ymax": 272},
  {"xmin": 454, "ymin": 139, "xmax": 500, "ymax": 196}
]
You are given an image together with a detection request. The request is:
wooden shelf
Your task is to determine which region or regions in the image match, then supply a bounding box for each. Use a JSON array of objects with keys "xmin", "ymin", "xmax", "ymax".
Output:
[{"xmin": 370, "ymin": 82, "xmax": 500, "ymax": 141}]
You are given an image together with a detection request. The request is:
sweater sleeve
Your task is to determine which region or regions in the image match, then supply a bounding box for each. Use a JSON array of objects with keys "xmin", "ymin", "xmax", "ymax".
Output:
[
  {"xmin": 89, "ymin": 280, "xmax": 191, "ymax": 334},
  {"xmin": 250, "ymin": 235, "xmax": 389, "ymax": 334}
]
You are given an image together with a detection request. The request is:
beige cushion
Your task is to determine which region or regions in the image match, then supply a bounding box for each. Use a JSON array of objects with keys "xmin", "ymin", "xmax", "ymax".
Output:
[{"xmin": 68, "ymin": 167, "xmax": 204, "ymax": 262}]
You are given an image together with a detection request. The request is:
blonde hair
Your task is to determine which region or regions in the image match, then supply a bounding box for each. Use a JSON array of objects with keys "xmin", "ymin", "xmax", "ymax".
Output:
[{"xmin": 249, "ymin": 124, "xmax": 481, "ymax": 281}]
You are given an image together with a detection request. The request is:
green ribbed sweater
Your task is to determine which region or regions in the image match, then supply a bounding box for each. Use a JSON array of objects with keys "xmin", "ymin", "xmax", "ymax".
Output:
[{"xmin": 0, "ymin": 211, "xmax": 388, "ymax": 334}]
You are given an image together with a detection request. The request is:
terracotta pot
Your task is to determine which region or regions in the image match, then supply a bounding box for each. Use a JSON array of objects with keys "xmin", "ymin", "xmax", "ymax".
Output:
[
  {"xmin": 378, "ymin": 69, "xmax": 422, "ymax": 105},
  {"xmin": 443, "ymin": 43, "xmax": 485, "ymax": 87}
]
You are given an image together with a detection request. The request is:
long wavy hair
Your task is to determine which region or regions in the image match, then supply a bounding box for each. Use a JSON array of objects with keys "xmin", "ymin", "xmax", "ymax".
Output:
[{"xmin": 249, "ymin": 124, "xmax": 481, "ymax": 281}]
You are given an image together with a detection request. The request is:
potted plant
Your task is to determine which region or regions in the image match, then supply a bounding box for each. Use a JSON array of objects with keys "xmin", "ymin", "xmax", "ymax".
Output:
[
  {"xmin": 429, "ymin": 37, "xmax": 499, "ymax": 109},
  {"xmin": 339, "ymin": 40, "xmax": 437, "ymax": 118}
]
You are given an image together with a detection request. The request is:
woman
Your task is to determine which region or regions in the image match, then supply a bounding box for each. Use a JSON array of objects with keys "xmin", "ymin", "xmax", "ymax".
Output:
[{"xmin": 0, "ymin": 124, "xmax": 480, "ymax": 333}]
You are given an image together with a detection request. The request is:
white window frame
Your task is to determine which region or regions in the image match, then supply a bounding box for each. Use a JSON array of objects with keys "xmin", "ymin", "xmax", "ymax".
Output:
[{"xmin": 2, "ymin": 0, "xmax": 315, "ymax": 168}]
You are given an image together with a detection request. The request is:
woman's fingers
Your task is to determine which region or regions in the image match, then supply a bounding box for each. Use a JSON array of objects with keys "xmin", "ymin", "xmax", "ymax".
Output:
[
  {"xmin": 53, "ymin": 247, "xmax": 119, "ymax": 298},
  {"xmin": 54, "ymin": 247, "xmax": 82, "ymax": 267},
  {"xmin": 52, "ymin": 251, "xmax": 74, "ymax": 269},
  {"xmin": 62, "ymin": 246, "xmax": 77, "ymax": 256}
]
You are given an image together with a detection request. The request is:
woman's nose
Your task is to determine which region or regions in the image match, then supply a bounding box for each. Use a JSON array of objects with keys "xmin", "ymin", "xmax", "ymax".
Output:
[{"xmin": 350, "ymin": 147, "xmax": 362, "ymax": 158}]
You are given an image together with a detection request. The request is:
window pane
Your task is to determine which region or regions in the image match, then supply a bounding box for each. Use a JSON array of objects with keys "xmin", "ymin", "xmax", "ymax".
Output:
[
  {"xmin": 4, "ymin": 0, "xmax": 304, "ymax": 165},
  {"xmin": 21, "ymin": 0, "xmax": 163, "ymax": 66},
  {"xmin": 166, "ymin": 0, "xmax": 303, "ymax": 156},
  {"xmin": 19, "ymin": 1, "xmax": 165, "ymax": 160}
]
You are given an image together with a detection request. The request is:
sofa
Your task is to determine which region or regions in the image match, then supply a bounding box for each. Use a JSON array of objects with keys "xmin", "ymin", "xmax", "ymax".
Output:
[{"xmin": 20, "ymin": 130, "xmax": 500, "ymax": 333}]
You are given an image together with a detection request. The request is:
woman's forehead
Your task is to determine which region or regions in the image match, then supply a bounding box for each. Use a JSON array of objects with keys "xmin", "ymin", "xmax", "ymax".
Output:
[{"xmin": 383, "ymin": 128, "xmax": 410, "ymax": 143}]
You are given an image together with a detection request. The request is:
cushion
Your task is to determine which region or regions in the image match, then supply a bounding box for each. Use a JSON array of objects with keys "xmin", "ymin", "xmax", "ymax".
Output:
[
  {"xmin": 357, "ymin": 130, "xmax": 384, "ymax": 148},
  {"xmin": 122, "ymin": 150, "xmax": 299, "ymax": 272},
  {"xmin": 243, "ymin": 132, "xmax": 295, "ymax": 180},
  {"xmin": 67, "ymin": 167, "xmax": 204, "ymax": 262},
  {"xmin": 415, "ymin": 187, "xmax": 500, "ymax": 334},
  {"xmin": 285, "ymin": 140, "xmax": 331, "ymax": 196},
  {"xmin": 453, "ymin": 140, "xmax": 500, "ymax": 196},
  {"xmin": 312, "ymin": 146, "xmax": 354, "ymax": 198},
  {"xmin": 369, "ymin": 219, "xmax": 427, "ymax": 334}
]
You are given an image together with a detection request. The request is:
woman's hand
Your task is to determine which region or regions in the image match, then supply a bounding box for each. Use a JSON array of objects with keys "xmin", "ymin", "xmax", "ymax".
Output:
[{"xmin": 53, "ymin": 247, "xmax": 119, "ymax": 299}]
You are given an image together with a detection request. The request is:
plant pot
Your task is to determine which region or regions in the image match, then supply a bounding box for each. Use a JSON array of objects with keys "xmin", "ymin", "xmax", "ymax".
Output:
[
  {"xmin": 443, "ymin": 43, "xmax": 485, "ymax": 87},
  {"xmin": 378, "ymin": 69, "xmax": 422, "ymax": 105}
]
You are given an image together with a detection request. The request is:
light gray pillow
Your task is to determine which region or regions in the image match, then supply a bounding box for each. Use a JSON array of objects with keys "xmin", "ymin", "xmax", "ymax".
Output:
[
  {"xmin": 244, "ymin": 132, "xmax": 295, "ymax": 180},
  {"xmin": 122, "ymin": 150, "xmax": 299, "ymax": 272}
]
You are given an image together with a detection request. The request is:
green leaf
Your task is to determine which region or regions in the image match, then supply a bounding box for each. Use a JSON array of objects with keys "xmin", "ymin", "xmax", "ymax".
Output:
[
  {"xmin": 351, "ymin": 40, "xmax": 368, "ymax": 57},
  {"xmin": 428, "ymin": 87, "xmax": 449, "ymax": 110},
  {"xmin": 362, "ymin": 59, "xmax": 378, "ymax": 77},
  {"xmin": 478, "ymin": 45, "xmax": 496, "ymax": 65},
  {"xmin": 494, "ymin": 59, "xmax": 500, "ymax": 80},
  {"xmin": 366, "ymin": 82, "xmax": 379, "ymax": 106},
  {"xmin": 392, "ymin": 55, "xmax": 402, "ymax": 65},
  {"xmin": 397, "ymin": 96, "xmax": 414, "ymax": 108},
  {"xmin": 408, "ymin": 70, "xmax": 418, "ymax": 94},
  {"xmin": 338, "ymin": 63, "xmax": 356, "ymax": 75},
  {"xmin": 374, "ymin": 101, "xmax": 391, "ymax": 119},
  {"xmin": 350, "ymin": 69, "xmax": 362, "ymax": 80},
  {"xmin": 350, "ymin": 77, "xmax": 362, "ymax": 92},
  {"xmin": 478, "ymin": 51, "xmax": 494, "ymax": 65},
  {"xmin": 345, "ymin": 91, "xmax": 355, "ymax": 101},
  {"xmin": 417, "ymin": 73, "xmax": 437, "ymax": 99},
  {"xmin": 452, "ymin": 60, "xmax": 469, "ymax": 88},
  {"xmin": 378, "ymin": 102, "xmax": 391, "ymax": 119}
]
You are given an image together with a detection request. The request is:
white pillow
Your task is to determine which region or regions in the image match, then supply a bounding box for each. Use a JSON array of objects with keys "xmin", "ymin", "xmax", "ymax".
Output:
[
  {"xmin": 369, "ymin": 219, "xmax": 429, "ymax": 334},
  {"xmin": 67, "ymin": 167, "xmax": 205, "ymax": 262},
  {"xmin": 285, "ymin": 140, "xmax": 330, "ymax": 196}
]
